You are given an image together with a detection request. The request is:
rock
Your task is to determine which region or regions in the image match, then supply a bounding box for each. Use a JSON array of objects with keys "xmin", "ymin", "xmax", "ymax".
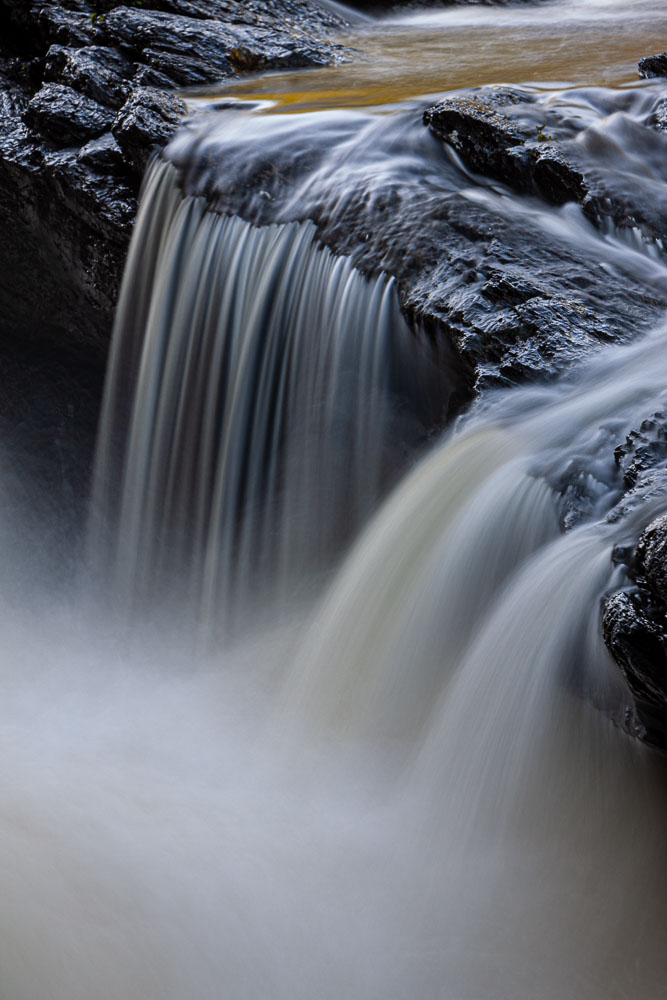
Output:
[
  {"xmin": 648, "ymin": 98, "xmax": 667, "ymax": 134},
  {"xmin": 0, "ymin": 0, "xmax": 351, "ymax": 356},
  {"xmin": 614, "ymin": 412, "xmax": 667, "ymax": 489},
  {"xmin": 0, "ymin": 119, "xmax": 134, "ymax": 353},
  {"xmin": 112, "ymin": 86, "xmax": 187, "ymax": 175},
  {"xmin": 102, "ymin": 6, "xmax": 349, "ymax": 86},
  {"xmin": 37, "ymin": 6, "xmax": 105, "ymax": 48},
  {"xmin": 637, "ymin": 514, "xmax": 667, "ymax": 606},
  {"xmin": 171, "ymin": 102, "xmax": 666, "ymax": 403},
  {"xmin": 424, "ymin": 92, "xmax": 535, "ymax": 190},
  {"xmin": 26, "ymin": 82, "xmax": 115, "ymax": 146},
  {"xmin": 44, "ymin": 44, "xmax": 133, "ymax": 109},
  {"xmin": 602, "ymin": 591, "xmax": 667, "ymax": 751},
  {"xmin": 639, "ymin": 52, "xmax": 667, "ymax": 79},
  {"xmin": 425, "ymin": 88, "xmax": 667, "ymax": 241},
  {"xmin": 77, "ymin": 130, "xmax": 125, "ymax": 173}
]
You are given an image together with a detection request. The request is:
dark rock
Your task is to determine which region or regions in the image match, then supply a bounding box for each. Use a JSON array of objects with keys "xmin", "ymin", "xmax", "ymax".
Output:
[
  {"xmin": 637, "ymin": 514, "xmax": 667, "ymax": 606},
  {"xmin": 425, "ymin": 88, "xmax": 667, "ymax": 241},
  {"xmin": 0, "ymin": 119, "xmax": 133, "ymax": 353},
  {"xmin": 602, "ymin": 590, "xmax": 667, "ymax": 751},
  {"xmin": 112, "ymin": 86, "xmax": 186, "ymax": 175},
  {"xmin": 44, "ymin": 44, "xmax": 133, "ymax": 109},
  {"xmin": 639, "ymin": 52, "xmax": 667, "ymax": 79},
  {"xmin": 648, "ymin": 98, "xmax": 667, "ymax": 134},
  {"xmin": 26, "ymin": 82, "xmax": 115, "ymax": 146},
  {"xmin": 0, "ymin": 0, "xmax": 353, "ymax": 359},
  {"xmin": 102, "ymin": 6, "xmax": 349, "ymax": 87},
  {"xmin": 171, "ymin": 104, "xmax": 666, "ymax": 402},
  {"xmin": 424, "ymin": 93, "xmax": 534, "ymax": 190},
  {"xmin": 77, "ymin": 130, "xmax": 125, "ymax": 173},
  {"xmin": 614, "ymin": 412, "xmax": 667, "ymax": 489},
  {"xmin": 37, "ymin": 6, "xmax": 105, "ymax": 49},
  {"xmin": 131, "ymin": 63, "xmax": 178, "ymax": 90},
  {"xmin": 532, "ymin": 147, "xmax": 588, "ymax": 205}
]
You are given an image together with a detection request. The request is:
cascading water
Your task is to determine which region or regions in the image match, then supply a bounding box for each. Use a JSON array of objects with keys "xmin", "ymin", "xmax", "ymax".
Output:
[
  {"xmin": 3, "ymin": 2, "xmax": 667, "ymax": 998},
  {"xmin": 90, "ymin": 158, "xmax": 446, "ymax": 625}
]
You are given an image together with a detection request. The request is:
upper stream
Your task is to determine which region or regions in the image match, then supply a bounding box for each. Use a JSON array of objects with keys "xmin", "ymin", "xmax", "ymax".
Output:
[{"xmin": 2, "ymin": 2, "xmax": 667, "ymax": 998}]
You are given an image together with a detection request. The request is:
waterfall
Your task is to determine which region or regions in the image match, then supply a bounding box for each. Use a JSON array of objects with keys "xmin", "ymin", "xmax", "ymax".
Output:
[
  {"xmin": 89, "ymin": 158, "xmax": 446, "ymax": 626},
  {"xmin": 3, "ymin": 323, "xmax": 667, "ymax": 999},
  {"xmin": 5, "ymin": 11, "xmax": 667, "ymax": 995}
]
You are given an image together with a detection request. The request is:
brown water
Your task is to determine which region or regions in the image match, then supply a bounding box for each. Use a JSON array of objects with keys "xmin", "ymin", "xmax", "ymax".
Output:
[{"xmin": 188, "ymin": 0, "xmax": 667, "ymax": 113}]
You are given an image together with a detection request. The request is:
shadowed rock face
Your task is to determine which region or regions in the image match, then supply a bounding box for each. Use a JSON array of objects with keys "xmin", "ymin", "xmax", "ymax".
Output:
[
  {"xmin": 0, "ymin": 0, "xmax": 352, "ymax": 355},
  {"xmin": 602, "ymin": 422, "xmax": 667, "ymax": 749}
]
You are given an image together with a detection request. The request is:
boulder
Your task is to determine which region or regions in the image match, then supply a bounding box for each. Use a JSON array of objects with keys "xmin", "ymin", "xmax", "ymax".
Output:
[
  {"xmin": 112, "ymin": 87, "xmax": 187, "ymax": 175},
  {"xmin": 26, "ymin": 82, "xmax": 116, "ymax": 146},
  {"xmin": 639, "ymin": 52, "xmax": 667, "ymax": 79},
  {"xmin": 0, "ymin": 0, "xmax": 353, "ymax": 354},
  {"xmin": 602, "ymin": 590, "xmax": 667, "ymax": 751},
  {"xmin": 44, "ymin": 44, "xmax": 133, "ymax": 109}
]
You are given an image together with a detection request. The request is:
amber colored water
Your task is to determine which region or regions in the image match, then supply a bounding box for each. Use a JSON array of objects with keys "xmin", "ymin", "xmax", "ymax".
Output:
[{"xmin": 188, "ymin": 0, "xmax": 667, "ymax": 113}]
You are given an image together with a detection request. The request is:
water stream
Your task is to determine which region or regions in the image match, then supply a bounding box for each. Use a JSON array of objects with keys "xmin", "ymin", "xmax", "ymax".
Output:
[{"xmin": 2, "ymin": 2, "xmax": 667, "ymax": 998}]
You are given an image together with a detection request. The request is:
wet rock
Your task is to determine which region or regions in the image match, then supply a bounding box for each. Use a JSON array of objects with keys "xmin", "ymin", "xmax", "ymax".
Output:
[
  {"xmin": 131, "ymin": 63, "xmax": 177, "ymax": 90},
  {"xmin": 77, "ymin": 130, "xmax": 125, "ymax": 173},
  {"xmin": 614, "ymin": 412, "xmax": 667, "ymax": 490},
  {"xmin": 37, "ymin": 6, "xmax": 105, "ymax": 48},
  {"xmin": 0, "ymin": 0, "xmax": 351, "ymax": 355},
  {"xmin": 172, "ymin": 102, "xmax": 666, "ymax": 404},
  {"xmin": 639, "ymin": 52, "xmax": 667, "ymax": 79},
  {"xmin": 112, "ymin": 86, "xmax": 187, "ymax": 175},
  {"xmin": 602, "ymin": 590, "xmax": 667, "ymax": 751},
  {"xmin": 0, "ymin": 118, "xmax": 134, "ymax": 353},
  {"xmin": 532, "ymin": 147, "xmax": 588, "ymax": 205},
  {"xmin": 648, "ymin": 98, "xmax": 667, "ymax": 134},
  {"xmin": 602, "ymin": 411, "xmax": 667, "ymax": 751},
  {"xmin": 26, "ymin": 82, "xmax": 115, "ymax": 146},
  {"xmin": 44, "ymin": 44, "xmax": 133, "ymax": 109},
  {"xmin": 425, "ymin": 88, "xmax": 667, "ymax": 241},
  {"xmin": 637, "ymin": 514, "xmax": 667, "ymax": 606},
  {"xmin": 102, "ymin": 6, "xmax": 349, "ymax": 87},
  {"xmin": 424, "ymin": 93, "xmax": 535, "ymax": 190}
]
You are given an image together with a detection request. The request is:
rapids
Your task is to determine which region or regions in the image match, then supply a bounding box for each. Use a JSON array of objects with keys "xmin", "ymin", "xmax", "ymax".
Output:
[{"xmin": 2, "ymin": 2, "xmax": 667, "ymax": 999}]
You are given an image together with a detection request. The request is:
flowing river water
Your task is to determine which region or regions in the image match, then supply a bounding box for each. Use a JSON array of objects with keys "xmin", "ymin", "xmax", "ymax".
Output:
[{"xmin": 2, "ymin": 2, "xmax": 667, "ymax": 998}]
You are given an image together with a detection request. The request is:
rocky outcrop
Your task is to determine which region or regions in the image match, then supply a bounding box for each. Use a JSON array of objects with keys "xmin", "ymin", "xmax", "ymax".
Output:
[
  {"xmin": 0, "ymin": 0, "xmax": 352, "ymax": 355},
  {"xmin": 603, "ymin": 513, "xmax": 667, "ymax": 752},
  {"xmin": 170, "ymin": 84, "xmax": 667, "ymax": 402},
  {"xmin": 599, "ymin": 408, "xmax": 667, "ymax": 749},
  {"xmin": 639, "ymin": 52, "xmax": 667, "ymax": 79},
  {"xmin": 0, "ymin": 0, "xmax": 354, "ymax": 546},
  {"xmin": 425, "ymin": 88, "xmax": 667, "ymax": 240}
]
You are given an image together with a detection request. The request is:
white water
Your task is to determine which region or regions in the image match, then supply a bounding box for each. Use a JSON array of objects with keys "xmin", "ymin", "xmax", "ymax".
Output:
[
  {"xmin": 3, "ymin": 328, "xmax": 667, "ymax": 998},
  {"xmin": 90, "ymin": 159, "xmax": 445, "ymax": 627},
  {"xmin": 3, "ymin": 3, "xmax": 667, "ymax": 998}
]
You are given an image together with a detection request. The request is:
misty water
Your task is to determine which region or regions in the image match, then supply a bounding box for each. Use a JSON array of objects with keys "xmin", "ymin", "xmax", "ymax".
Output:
[{"xmin": 2, "ymin": 2, "xmax": 667, "ymax": 998}]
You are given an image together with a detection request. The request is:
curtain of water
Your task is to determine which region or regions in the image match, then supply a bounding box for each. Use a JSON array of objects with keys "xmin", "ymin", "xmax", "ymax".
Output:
[{"xmin": 89, "ymin": 158, "xmax": 444, "ymax": 627}]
